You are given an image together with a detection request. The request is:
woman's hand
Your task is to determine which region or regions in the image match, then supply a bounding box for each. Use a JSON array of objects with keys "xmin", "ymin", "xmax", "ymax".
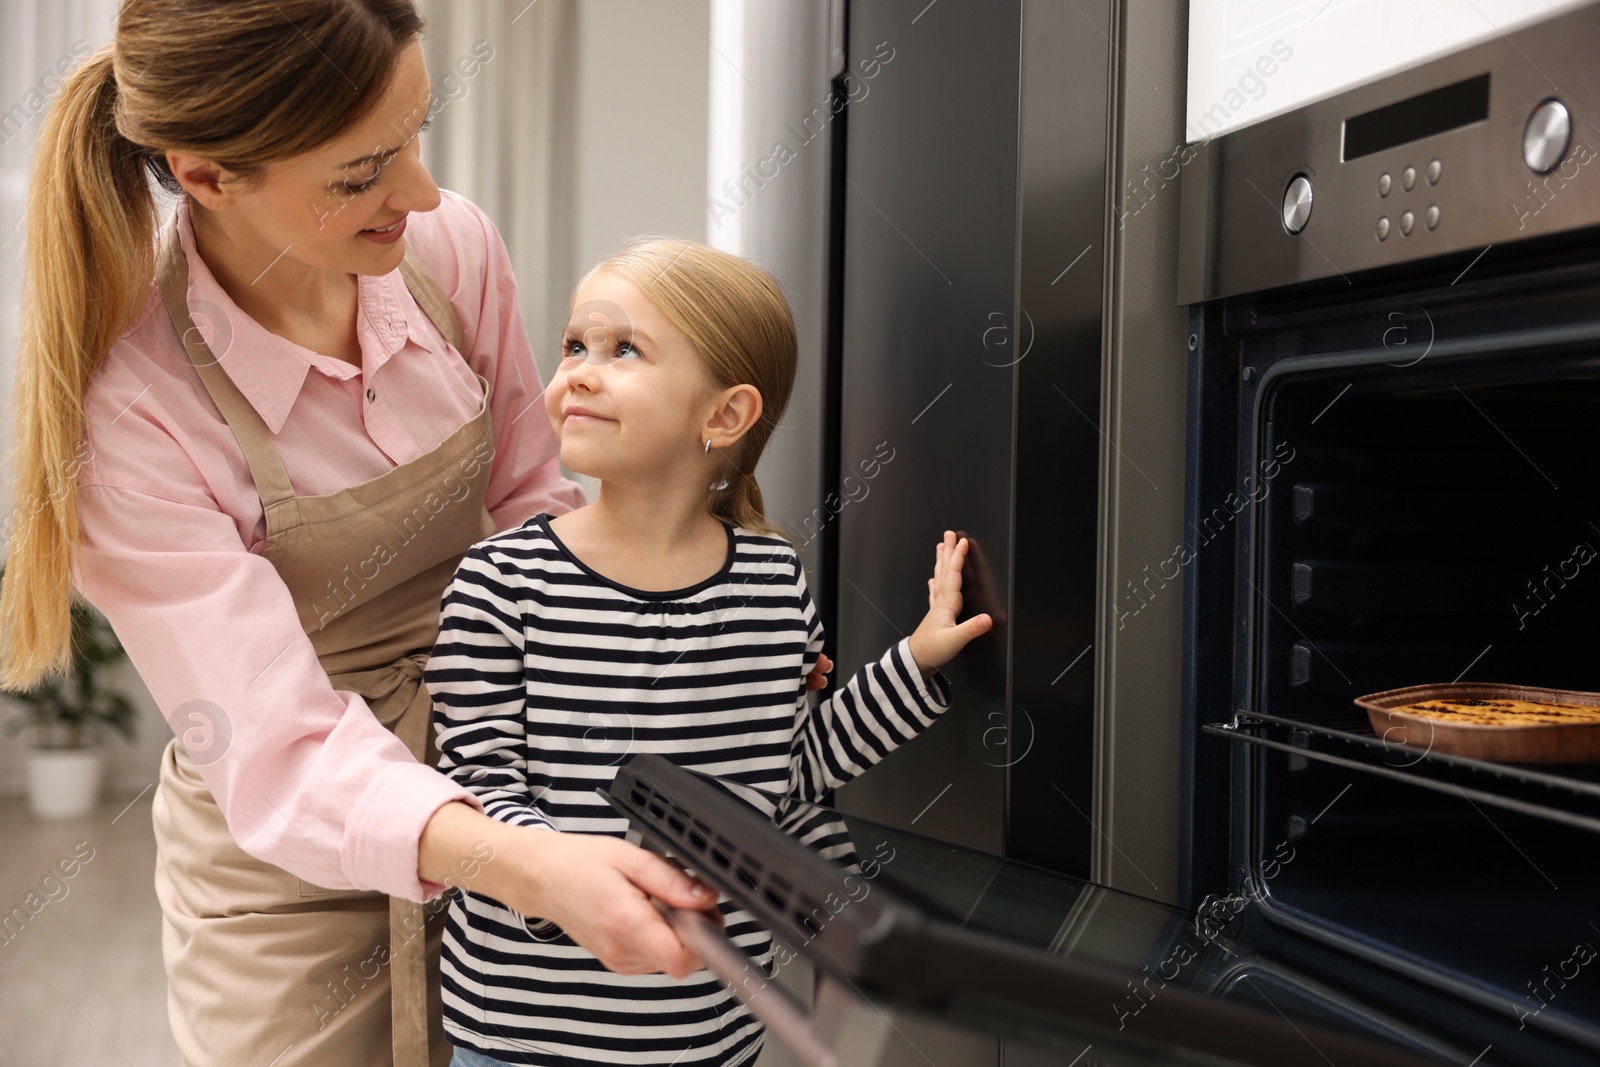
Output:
[
  {"xmin": 805, "ymin": 652, "xmax": 833, "ymax": 691},
  {"xmin": 906, "ymin": 530, "xmax": 993, "ymax": 679},
  {"xmin": 419, "ymin": 801, "xmax": 719, "ymax": 978},
  {"xmin": 509, "ymin": 831, "xmax": 722, "ymax": 977}
]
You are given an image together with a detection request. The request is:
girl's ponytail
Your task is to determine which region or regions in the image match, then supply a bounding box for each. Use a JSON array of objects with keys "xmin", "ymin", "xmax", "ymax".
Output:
[
  {"xmin": 711, "ymin": 463, "xmax": 776, "ymax": 541},
  {"xmin": 0, "ymin": 45, "xmax": 157, "ymax": 691}
]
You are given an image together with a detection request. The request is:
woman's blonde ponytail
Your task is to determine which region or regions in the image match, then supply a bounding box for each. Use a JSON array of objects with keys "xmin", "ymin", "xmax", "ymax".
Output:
[{"xmin": 0, "ymin": 45, "xmax": 156, "ymax": 691}]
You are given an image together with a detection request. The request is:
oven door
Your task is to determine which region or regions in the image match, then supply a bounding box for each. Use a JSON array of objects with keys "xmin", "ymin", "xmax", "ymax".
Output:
[{"xmin": 599, "ymin": 754, "xmax": 1534, "ymax": 1067}]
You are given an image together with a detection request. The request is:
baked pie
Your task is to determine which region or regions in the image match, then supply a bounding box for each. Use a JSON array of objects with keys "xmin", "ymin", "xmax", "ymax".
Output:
[{"xmin": 1389, "ymin": 698, "xmax": 1600, "ymax": 726}]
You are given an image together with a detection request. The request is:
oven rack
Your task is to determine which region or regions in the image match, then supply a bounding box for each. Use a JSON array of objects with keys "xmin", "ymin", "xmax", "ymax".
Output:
[{"xmin": 1203, "ymin": 710, "xmax": 1600, "ymax": 835}]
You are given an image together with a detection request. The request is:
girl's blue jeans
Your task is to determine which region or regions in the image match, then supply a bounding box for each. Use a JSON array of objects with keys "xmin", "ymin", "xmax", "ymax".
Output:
[{"xmin": 450, "ymin": 1046, "xmax": 515, "ymax": 1067}]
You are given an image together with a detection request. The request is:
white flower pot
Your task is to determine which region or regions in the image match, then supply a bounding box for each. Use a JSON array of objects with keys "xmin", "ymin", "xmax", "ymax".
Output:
[{"xmin": 25, "ymin": 747, "xmax": 105, "ymax": 819}]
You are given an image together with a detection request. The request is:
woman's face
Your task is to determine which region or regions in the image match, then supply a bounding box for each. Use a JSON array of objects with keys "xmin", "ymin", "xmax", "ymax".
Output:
[
  {"xmin": 546, "ymin": 270, "xmax": 722, "ymax": 487},
  {"xmin": 171, "ymin": 38, "xmax": 441, "ymax": 276}
]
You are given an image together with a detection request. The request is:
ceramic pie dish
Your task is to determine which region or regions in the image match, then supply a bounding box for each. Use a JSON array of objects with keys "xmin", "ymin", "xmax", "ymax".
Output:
[{"xmin": 1355, "ymin": 683, "xmax": 1600, "ymax": 763}]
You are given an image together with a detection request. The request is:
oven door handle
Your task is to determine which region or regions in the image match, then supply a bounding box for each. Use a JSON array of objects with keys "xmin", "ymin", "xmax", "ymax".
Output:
[{"xmin": 655, "ymin": 900, "xmax": 840, "ymax": 1067}]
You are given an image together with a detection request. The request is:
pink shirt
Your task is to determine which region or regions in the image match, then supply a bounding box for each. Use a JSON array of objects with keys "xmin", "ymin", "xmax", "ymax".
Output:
[{"xmin": 71, "ymin": 190, "xmax": 587, "ymax": 902}]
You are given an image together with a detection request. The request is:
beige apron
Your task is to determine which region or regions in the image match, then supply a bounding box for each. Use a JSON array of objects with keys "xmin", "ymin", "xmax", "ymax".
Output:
[{"xmin": 148, "ymin": 207, "xmax": 499, "ymax": 1067}]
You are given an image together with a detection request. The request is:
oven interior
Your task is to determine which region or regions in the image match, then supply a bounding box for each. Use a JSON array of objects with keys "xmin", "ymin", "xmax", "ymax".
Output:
[{"xmin": 1240, "ymin": 353, "xmax": 1600, "ymax": 1040}]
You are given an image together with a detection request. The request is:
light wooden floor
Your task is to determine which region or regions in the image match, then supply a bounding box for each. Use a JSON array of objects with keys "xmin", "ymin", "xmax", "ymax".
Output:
[{"xmin": 0, "ymin": 787, "xmax": 178, "ymax": 1065}]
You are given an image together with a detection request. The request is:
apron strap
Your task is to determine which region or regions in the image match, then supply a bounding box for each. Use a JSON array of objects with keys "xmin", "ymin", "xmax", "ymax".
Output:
[
  {"xmin": 156, "ymin": 210, "xmax": 301, "ymax": 514},
  {"xmin": 399, "ymin": 246, "xmax": 466, "ymax": 354},
  {"xmin": 390, "ymin": 896, "xmax": 434, "ymax": 1067}
]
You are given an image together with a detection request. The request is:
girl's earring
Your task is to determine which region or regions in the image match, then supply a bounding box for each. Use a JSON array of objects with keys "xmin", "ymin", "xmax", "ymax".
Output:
[{"xmin": 703, "ymin": 437, "xmax": 711, "ymax": 454}]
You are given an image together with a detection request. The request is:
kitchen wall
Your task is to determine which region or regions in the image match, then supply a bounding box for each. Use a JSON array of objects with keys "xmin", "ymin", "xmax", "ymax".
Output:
[{"xmin": 0, "ymin": 0, "xmax": 711, "ymax": 796}]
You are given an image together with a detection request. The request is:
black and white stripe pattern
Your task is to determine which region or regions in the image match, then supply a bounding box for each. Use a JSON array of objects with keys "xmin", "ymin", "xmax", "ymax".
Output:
[{"xmin": 424, "ymin": 513, "xmax": 951, "ymax": 1066}]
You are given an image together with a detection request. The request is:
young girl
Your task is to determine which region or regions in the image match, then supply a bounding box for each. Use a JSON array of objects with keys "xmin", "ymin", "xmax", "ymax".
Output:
[{"xmin": 424, "ymin": 238, "xmax": 992, "ymax": 1067}]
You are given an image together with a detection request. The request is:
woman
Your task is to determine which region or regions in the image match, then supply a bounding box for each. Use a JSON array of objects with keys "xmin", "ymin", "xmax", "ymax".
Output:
[{"xmin": 0, "ymin": 3, "xmax": 828, "ymax": 1066}]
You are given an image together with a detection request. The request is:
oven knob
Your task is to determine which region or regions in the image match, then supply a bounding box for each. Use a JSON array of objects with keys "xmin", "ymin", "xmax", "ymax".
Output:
[
  {"xmin": 1523, "ymin": 99, "xmax": 1571, "ymax": 173},
  {"xmin": 1282, "ymin": 174, "xmax": 1313, "ymax": 234}
]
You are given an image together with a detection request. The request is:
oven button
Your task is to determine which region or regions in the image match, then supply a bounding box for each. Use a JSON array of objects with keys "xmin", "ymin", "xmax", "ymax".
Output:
[
  {"xmin": 1427, "ymin": 159, "xmax": 1442, "ymax": 184},
  {"xmin": 1425, "ymin": 205, "xmax": 1440, "ymax": 230},
  {"xmin": 1523, "ymin": 99, "xmax": 1571, "ymax": 173},
  {"xmin": 1282, "ymin": 174, "xmax": 1313, "ymax": 234},
  {"xmin": 1376, "ymin": 216, "xmax": 1391, "ymax": 240},
  {"xmin": 1378, "ymin": 172, "xmax": 1391, "ymax": 196},
  {"xmin": 1402, "ymin": 166, "xmax": 1416, "ymax": 190},
  {"xmin": 1399, "ymin": 210, "xmax": 1415, "ymax": 235}
]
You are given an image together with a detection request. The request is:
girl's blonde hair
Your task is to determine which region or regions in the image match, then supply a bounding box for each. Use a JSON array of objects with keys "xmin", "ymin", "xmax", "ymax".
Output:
[
  {"xmin": 0, "ymin": 0, "xmax": 426, "ymax": 691},
  {"xmin": 581, "ymin": 239, "xmax": 798, "ymax": 540}
]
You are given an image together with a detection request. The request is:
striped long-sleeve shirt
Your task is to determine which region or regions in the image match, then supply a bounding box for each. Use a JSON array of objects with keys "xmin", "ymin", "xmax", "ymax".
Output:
[{"xmin": 424, "ymin": 512, "xmax": 952, "ymax": 1066}]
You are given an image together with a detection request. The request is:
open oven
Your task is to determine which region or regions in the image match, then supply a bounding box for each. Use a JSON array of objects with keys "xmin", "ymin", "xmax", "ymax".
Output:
[
  {"xmin": 1178, "ymin": 4, "xmax": 1600, "ymax": 1065},
  {"xmin": 604, "ymin": 754, "xmax": 1457, "ymax": 1067}
]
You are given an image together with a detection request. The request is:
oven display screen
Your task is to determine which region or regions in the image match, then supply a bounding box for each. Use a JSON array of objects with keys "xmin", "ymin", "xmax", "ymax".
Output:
[{"xmin": 1342, "ymin": 73, "xmax": 1490, "ymax": 160}]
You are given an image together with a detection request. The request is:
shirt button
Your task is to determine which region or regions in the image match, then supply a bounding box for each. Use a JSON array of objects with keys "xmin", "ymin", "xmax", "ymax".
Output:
[{"xmin": 366, "ymin": 387, "xmax": 377, "ymax": 402}]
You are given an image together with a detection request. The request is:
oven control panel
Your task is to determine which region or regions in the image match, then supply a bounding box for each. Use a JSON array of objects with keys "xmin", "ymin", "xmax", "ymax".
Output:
[
  {"xmin": 1370, "ymin": 156, "xmax": 1444, "ymax": 241},
  {"xmin": 1178, "ymin": 3, "xmax": 1600, "ymax": 304}
]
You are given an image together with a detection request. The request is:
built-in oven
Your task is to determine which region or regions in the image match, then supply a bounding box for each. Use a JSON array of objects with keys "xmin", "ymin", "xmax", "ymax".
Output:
[{"xmin": 1178, "ymin": 3, "xmax": 1600, "ymax": 1065}]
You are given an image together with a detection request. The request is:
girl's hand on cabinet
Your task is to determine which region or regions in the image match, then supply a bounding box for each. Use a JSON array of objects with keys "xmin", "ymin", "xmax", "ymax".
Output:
[{"xmin": 907, "ymin": 530, "xmax": 993, "ymax": 679}]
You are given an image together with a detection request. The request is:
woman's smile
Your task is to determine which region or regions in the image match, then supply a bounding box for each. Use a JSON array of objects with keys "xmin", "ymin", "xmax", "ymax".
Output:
[{"xmin": 357, "ymin": 214, "xmax": 408, "ymax": 243}]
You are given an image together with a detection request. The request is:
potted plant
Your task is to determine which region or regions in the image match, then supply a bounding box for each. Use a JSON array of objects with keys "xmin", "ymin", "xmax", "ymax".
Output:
[{"xmin": 2, "ymin": 571, "xmax": 137, "ymax": 818}]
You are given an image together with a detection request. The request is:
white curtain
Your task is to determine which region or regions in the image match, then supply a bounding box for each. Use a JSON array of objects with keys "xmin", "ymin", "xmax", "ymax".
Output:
[
  {"xmin": 417, "ymin": 0, "xmax": 714, "ymax": 389},
  {"xmin": 0, "ymin": 0, "xmax": 121, "ymax": 517},
  {"xmin": 414, "ymin": 0, "xmax": 578, "ymax": 386}
]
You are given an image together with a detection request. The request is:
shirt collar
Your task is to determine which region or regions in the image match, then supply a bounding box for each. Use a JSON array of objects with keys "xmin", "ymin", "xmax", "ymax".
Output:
[{"xmin": 174, "ymin": 197, "xmax": 413, "ymax": 434}]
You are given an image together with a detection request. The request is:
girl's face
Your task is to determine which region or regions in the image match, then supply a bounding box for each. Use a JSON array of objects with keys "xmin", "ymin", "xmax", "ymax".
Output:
[{"xmin": 546, "ymin": 270, "xmax": 723, "ymax": 486}]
